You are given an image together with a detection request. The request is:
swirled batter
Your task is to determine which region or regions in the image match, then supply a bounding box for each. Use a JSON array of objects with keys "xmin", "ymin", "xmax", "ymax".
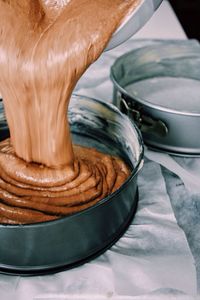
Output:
[
  {"xmin": 0, "ymin": 0, "xmax": 139, "ymax": 224},
  {"xmin": 0, "ymin": 138, "xmax": 130, "ymax": 224}
]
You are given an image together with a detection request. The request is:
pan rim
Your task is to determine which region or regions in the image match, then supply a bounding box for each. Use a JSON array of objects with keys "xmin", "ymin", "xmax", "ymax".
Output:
[{"xmin": 111, "ymin": 73, "xmax": 200, "ymax": 117}]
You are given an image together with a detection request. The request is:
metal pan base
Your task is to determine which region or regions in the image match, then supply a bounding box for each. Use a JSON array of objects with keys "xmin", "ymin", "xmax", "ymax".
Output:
[{"xmin": 0, "ymin": 191, "xmax": 139, "ymax": 277}]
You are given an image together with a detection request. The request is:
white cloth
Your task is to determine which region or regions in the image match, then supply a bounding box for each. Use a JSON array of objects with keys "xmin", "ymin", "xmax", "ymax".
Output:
[{"xmin": 145, "ymin": 149, "xmax": 200, "ymax": 194}]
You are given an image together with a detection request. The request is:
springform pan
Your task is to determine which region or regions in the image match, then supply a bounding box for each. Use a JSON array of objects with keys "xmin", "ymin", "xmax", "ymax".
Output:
[
  {"xmin": 0, "ymin": 95, "xmax": 143, "ymax": 275},
  {"xmin": 111, "ymin": 39, "xmax": 200, "ymax": 156}
]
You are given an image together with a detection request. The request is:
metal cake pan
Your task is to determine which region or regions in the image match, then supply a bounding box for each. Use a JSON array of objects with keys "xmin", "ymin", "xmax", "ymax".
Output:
[
  {"xmin": 0, "ymin": 95, "xmax": 144, "ymax": 275},
  {"xmin": 111, "ymin": 40, "xmax": 200, "ymax": 156}
]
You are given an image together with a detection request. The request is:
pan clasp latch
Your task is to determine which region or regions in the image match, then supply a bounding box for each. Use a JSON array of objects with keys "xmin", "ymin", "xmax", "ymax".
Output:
[{"xmin": 120, "ymin": 96, "xmax": 168, "ymax": 138}]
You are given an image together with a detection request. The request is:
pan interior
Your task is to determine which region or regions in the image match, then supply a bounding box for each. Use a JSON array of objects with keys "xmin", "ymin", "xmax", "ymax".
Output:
[
  {"xmin": 125, "ymin": 76, "xmax": 200, "ymax": 114},
  {"xmin": 111, "ymin": 40, "xmax": 200, "ymax": 115}
]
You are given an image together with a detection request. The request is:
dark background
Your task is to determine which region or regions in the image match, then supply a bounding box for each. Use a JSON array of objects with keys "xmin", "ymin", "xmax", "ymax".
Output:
[{"xmin": 169, "ymin": 0, "xmax": 200, "ymax": 41}]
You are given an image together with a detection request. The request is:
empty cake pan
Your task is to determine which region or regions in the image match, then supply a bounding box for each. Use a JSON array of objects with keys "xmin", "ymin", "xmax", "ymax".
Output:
[
  {"xmin": 0, "ymin": 95, "xmax": 143, "ymax": 275},
  {"xmin": 111, "ymin": 40, "xmax": 200, "ymax": 156}
]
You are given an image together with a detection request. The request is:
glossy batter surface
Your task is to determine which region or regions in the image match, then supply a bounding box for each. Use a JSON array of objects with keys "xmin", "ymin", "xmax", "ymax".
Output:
[
  {"xmin": 0, "ymin": 0, "xmax": 138, "ymax": 224},
  {"xmin": 0, "ymin": 139, "xmax": 130, "ymax": 224}
]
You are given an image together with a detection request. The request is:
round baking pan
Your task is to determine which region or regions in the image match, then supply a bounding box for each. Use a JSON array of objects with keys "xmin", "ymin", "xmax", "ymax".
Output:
[
  {"xmin": 110, "ymin": 40, "xmax": 200, "ymax": 156},
  {"xmin": 0, "ymin": 95, "xmax": 143, "ymax": 275},
  {"xmin": 106, "ymin": 0, "xmax": 163, "ymax": 50}
]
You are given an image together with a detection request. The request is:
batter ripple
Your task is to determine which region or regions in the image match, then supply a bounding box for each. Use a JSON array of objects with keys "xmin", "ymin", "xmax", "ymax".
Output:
[{"xmin": 0, "ymin": 138, "xmax": 130, "ymax": 224}]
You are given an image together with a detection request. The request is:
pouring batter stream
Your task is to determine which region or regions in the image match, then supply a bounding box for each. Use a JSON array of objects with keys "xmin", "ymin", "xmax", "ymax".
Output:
[{"xmin": 0, "ymin": 0, "xmax": 139, "ymax": 224}]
